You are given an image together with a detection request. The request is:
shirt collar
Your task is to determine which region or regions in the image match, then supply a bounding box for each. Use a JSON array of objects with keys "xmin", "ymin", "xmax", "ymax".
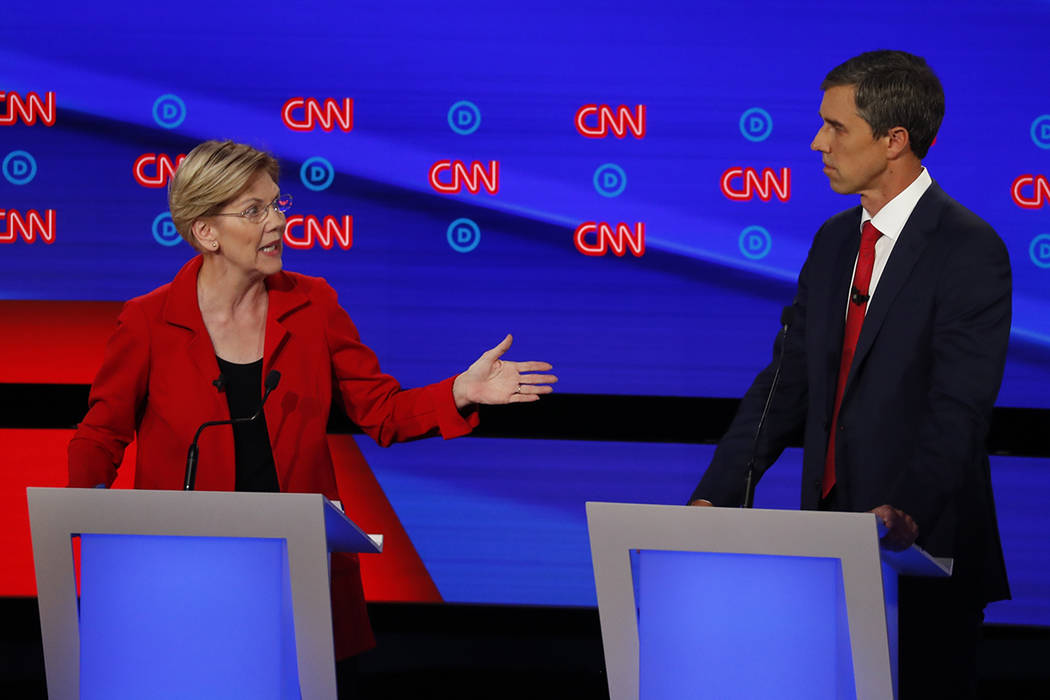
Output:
[{"xmin": 860, "ymin": 167, "xmax": 933, "ymax": 242}]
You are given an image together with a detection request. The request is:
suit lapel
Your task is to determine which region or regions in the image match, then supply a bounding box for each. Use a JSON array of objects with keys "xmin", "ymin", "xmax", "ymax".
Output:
[
  {"xmin": 163, "ymin": 256, "xmax": 224, "ymax": 397},
  {"xmin": 822, "ymin": 214, "xmax": 860, "ymax": 420},
  {"xmin": 842, "ymin": 184, "xmax": 942, "ymax": 398},
  {"xmin": 164, "ymin": 259, "xmax": 312, "ymax": 396},
  {"xmin": 261, "ymin": 273, "xmax": 310, "ymax": 467},
  {"xmin": 263, "ymin": 271, "xmax": 311, "ymax": 376}
]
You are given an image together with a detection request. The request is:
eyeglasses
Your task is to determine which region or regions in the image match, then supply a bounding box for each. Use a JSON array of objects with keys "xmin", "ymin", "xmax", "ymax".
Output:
[{"xmin": 214, "ymin": 193, "xmax": 293, "ymax": 224}]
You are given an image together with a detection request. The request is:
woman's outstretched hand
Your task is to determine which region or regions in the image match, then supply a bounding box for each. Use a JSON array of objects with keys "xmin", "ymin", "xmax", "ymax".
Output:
[{"xmin": 452, "ymin": 334, "xmax": 557, "ymax": 408}]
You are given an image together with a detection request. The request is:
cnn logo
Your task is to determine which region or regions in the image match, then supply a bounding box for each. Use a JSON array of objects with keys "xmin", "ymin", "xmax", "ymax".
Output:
[
  {"xmin": 720, "ymin": 167, "xmax": 791, "ymax": 202},
  {"xmin": 282, "ymin": 98, "xmax": 353, "ymax": 132},
  {"xmin": 133, "ymin": 154, "xmax": 186, "ymax": 188},
  {"xmin": 1012, "ymin": 175, "xmax": 1050, "ymax": 209},
  {"xmin": 0, "ymin": 209, "xmax": 56, "ymax": 244},
  {"xmin": 575, "ymin": 105, "xmax": 645, "ymax": 139},
  {"xmin": 574, "ymin": 222, "xmax": 645, "ymax": 257},
  {"xmin": 0, "ymin": 92, "xmax": 55, "ymax": 127},
  {"xmin": 284, "ymin": 215, "xmax": 353, "ymax": 250},
  {"xmin": 428, "ymin": 160, "xmax": 499, "ymax": 195}
]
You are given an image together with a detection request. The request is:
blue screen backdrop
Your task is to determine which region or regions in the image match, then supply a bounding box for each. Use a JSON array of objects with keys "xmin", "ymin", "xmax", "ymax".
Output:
[{"xmin": 2, "ymin": 1, "xmax": 1047, "ymax": 624}]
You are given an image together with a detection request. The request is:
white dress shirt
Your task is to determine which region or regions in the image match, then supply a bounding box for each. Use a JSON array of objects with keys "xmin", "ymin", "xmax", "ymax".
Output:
[{"xmin": 846, "ymin": 167, "xmax": 933, "ymax": 316}]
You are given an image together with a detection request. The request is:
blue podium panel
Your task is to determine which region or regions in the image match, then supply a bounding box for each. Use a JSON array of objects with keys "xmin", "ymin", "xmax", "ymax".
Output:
[
  {"xmin": 78, "ymin": 534, "xmax": 300, "ymax": 700},
  {"xmin": 635, "ymin": 550, "xmax": 855, "ymax": 700}
]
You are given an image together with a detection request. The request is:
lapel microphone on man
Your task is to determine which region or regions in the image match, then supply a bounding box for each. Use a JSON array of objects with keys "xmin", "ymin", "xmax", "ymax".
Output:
[
  {"xmin": 183, "ymin": 370, "xmax": 281, "ymax": 491},
  {"xmin": 742, "ymin": 306, "xmax": 795, "ymax": 508}
]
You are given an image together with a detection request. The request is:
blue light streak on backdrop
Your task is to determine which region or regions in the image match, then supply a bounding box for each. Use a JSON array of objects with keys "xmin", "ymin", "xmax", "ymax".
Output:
[
  {"xmin": 3, "ymin": 0, "xmax": 1048, "ymax": 624},
  {"xmin": 355, "ymin": 439, "xmax": 1050, "ymax": 626},
  {"xmin": 3, "ymin": 0, "xmax": 1048, "ymax": 403}
]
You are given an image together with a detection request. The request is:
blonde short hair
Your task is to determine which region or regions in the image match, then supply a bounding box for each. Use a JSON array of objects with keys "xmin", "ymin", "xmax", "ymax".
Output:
[{"xmin": 168, "ymin": 140, "xmax": 280, "ymax": 249}]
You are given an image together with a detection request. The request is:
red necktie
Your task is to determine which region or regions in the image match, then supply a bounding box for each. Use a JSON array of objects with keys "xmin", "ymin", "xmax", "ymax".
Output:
[{"xmin": 823, "ymin": 221, "xmax": 882, "ymax": 498}]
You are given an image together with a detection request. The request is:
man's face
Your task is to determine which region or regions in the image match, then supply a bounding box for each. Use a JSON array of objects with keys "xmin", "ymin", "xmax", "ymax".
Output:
[{"xmin": 811, "ymin": 85, "xmax": 890, "ymax": 195}]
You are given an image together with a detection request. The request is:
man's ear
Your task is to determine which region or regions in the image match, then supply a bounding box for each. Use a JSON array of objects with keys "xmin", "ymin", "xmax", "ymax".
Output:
[{"xmin": 885, "ymin": 126, "xmax": 911, "ymax": 160}]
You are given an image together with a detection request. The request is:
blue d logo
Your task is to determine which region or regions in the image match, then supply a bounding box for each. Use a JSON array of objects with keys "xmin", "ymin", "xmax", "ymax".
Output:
[
  {"xmin": 1030, "ymin": 234, "xmax": 1050, "ymax": 268},
  {"xmin": 447, "ymin": 218, "xmax": 481, "ymax": 253},
  {"xmin": 448, "ymin": 101, "xmax": 481, "ymax": 135},
  {"xmin": 2, "ymin": 150, "xmax": 37, "ymax": 185},
  {"xmin": 738, "ymin": 225, "xmax": 772, "ymax": 260},
  {"xmin": 152, "ymin": 94, "xmax": 186, "ymax": 129},
  {"xmin": 300, "ymin": 156, "xmax": 334, "ymax": 191},
  {"xmin": 739, "ymin": 107, "xmax": 773, "ymax": 142},
  {"xmin": 1031, "ymin": 115, "xmax": 1050, "ymax": 149},
  {"xmin": 594, "ymin": 163, "xmax": 627, "ymax": 198},
  {"xmin": 152, "ymin": 212, "xmax": 181, "ymax": 247}
]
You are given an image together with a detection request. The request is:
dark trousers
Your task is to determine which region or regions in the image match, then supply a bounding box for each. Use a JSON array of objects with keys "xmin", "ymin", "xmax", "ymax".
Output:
[{"xmin": 898, "ymin": 575, "xmax": 983, "ymax": 699}]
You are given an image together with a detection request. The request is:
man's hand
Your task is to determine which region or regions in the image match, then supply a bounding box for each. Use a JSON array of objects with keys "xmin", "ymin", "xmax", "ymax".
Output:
[{"xmin": 871, "ymin": 504, "xmax": 918, "ymax": 551}]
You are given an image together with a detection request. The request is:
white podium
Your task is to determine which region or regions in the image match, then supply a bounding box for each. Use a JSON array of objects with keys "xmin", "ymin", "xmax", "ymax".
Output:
[
  {"xmin": 27, "ymin": 487, "xmax": 383, "ymax": 700},
  {"xmin": 586, "ymin": 503, "xmax": 951, "ymax": 700}
]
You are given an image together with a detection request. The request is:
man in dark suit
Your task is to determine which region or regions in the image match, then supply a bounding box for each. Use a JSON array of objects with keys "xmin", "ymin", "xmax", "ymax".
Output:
[{"xmin": 689, "ymin": 50, "xmax": 1011, "ymax": 698}]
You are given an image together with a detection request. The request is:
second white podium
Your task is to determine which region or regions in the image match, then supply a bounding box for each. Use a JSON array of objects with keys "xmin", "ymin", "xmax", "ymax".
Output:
[{"xmin": 586, "ymin": 503, "xmax": 951, "ymax": 700}]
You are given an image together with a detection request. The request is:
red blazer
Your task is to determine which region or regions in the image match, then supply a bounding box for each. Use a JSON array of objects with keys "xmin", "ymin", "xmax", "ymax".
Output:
[{"xmin": 69, "ymin": 255, "xmax": 478, "ymax": 657}]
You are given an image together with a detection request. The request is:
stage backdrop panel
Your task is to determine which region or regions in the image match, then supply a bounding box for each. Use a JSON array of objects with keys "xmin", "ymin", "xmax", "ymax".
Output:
[{"xmin": 2, "ymin": 0, "xmax": 1048, "ymax": 625}]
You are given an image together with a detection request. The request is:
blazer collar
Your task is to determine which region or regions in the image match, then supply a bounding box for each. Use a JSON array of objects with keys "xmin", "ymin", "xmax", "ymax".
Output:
[
  {"xmin": 162, "ymin": 255, "xmax": 206, "ymax": 332},
  {"xmin": 262, "ymin": 267, "xmax": 311, "ymax": 373},
  {"xmin": 162, "ymin": 256, "xmax": 312, "ymax": 382}
]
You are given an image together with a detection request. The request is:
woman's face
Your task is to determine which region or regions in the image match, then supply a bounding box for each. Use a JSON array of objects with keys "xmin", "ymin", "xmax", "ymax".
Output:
[{"xmin": 206, "ymin": 171, "xmax": 284, "ymax": 278}]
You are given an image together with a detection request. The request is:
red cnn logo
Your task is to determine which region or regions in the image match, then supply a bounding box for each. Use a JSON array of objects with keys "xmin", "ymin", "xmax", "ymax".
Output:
[
  {"xmin": 720, "ymin": 167, "xmax": 791, "ymax": 202},
  {"xmin": 575, "ymin": 104, "xmax": 646, "ymax": 138},
  {"xmin": 0, "ymin": 209, "xmax": 56, "ymax": 244},
  {"xmin": 0, "ymin": 91, "xmax": 56, "ymax": 127},
  {"xmin": 1011, "ymin": 174, "xmax": 1050, "ymax": 209},
  {"xmin": 574, "ymin": 222, "xmax": 645, "ymax": 257},
  {"xmin": 428, "ymin": 160, "xmax": 500, "ymax": 195},
  {"xmin": 282, "ymin": 98, "xmax": 353, "ymax": 132},
  {"xmin": 284, "ymin": 215, "xmax": 353, "ymax": 250},
  {"xmin": 133, "ymin": 153, "xmax": 186, "ymax": 188}
]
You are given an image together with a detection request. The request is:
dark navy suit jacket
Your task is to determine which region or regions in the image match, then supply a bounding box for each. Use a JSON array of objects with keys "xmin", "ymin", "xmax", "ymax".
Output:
[{"xmin": 691, "ymin": 183, "xmax": 1011, "ymax": 606}]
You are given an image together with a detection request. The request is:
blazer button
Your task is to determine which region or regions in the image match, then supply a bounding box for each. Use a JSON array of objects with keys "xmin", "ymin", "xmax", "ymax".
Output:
[{"xmin": 838, "ymin": 423, "xmax": 845, "ymax": 432}]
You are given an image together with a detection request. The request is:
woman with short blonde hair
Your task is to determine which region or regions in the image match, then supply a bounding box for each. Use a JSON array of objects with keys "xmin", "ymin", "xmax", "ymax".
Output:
[{"xmin": 69, "ymin": 139, "xmax": 556, "ymax": 691}]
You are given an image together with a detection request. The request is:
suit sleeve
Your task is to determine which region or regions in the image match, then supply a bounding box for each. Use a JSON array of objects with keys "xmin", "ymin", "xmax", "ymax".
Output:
[
  {"xmin": 888, "ymin": 228, "xmax": 1011, "ymax": 532},
  {"xmin": 67, "ymin": 300, "xmax": 151, "ymax": 488},
  {"xmin": 320, "ymin": 281, "xmax": 479, "ymax": 446},
  {"xmin": 688, "ymin": 235, "xmax": 815, "ymax": 506}
]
